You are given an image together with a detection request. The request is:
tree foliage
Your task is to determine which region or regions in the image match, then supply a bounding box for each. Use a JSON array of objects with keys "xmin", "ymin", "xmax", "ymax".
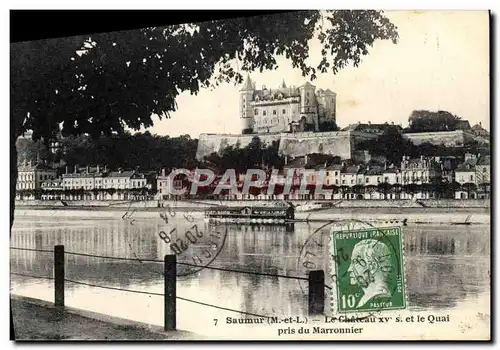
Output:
[
  {"xmin": 406, "ymin": 110, "xmax": 464, "ymax": 133},
  {"xmin": 11, "ymin": 10, "xmax": 398, "ymax": 143},
  {"xmin": 17, "ymin": 132, "xmax": 199, "ymax": 172},
  {"xmin": 204, "ymin": 137, "xmax": 285, "ymax": 173}
]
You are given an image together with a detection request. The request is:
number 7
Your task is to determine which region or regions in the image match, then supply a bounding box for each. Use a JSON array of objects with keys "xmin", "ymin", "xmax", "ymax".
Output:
[{"xmin": 213, "ymin": 318, "xmax": 218, "ymax": 326}]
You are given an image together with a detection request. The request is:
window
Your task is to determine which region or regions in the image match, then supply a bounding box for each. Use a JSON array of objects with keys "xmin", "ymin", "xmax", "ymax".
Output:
[
  {"xmin": 255, "ymin": 109, "xmax": 258, "ymax": 115},
  {"xmin": 351, "ymin": 179, "xmax": 354, "ymax": 184},
  {"xmin": 335, "ymin": 179, "xmax": 339, "ymax": 185},
  {"xmin": 384, "ymin": 177, "xmax": 389, "ymax": 182},
  {"xmin": 273, "ymin": 110, "xmax": 277, "ymax": 115},
  {"xmin": 342, "ymin": 180, "xmax": 346, "ymax": 184},
  {"xmin": 335, "ymin": 171, "xmax": 338, "ymax": 176},
  {"xmin": 377, "ymin": 177, "xmax": 381, "ymax": 183},
  {"xmin": 263, "ymin": 111, "xmax": 266, "ymax": 116},
  {"xmin": 470, "ymin": 175, "xmax": 474, "ymax": 181},
  {"xmin": 365, "ymin": 178, "xmax": 369, "ymax": 183},
  {"xmin": 332, "ymin": 98, "xmax": 334, "ymax": 103},
  {"xmin": 282, "ymin": 109, "xmax": 286, "ymax": 114},
  {"xmin": 306, "ymin": 91, "xmax": 310, "ymax": 97}
]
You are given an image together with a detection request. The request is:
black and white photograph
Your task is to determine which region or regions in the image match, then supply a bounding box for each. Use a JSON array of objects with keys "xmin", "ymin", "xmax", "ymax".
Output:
[{"xmin": 8, "ymin": 9, "xmax": 491, "ymax": 341}]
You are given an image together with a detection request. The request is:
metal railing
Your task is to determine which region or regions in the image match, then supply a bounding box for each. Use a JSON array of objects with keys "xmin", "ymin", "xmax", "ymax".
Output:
[{"xmin": 10, "ymin": 245, "xmax": 327, "ymax": 331}]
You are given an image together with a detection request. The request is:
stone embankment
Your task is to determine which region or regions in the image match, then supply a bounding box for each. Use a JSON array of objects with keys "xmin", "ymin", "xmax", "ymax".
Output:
[{"xmin": 10, "ymin": 295, "xmax": 199, "ymax": 340}]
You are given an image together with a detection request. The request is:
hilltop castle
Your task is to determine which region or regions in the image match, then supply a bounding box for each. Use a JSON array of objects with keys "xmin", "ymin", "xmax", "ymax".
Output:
[
  {"xmin": 239, "ymin": 74, "xmax": 337, "ymax": 134},
  {"xmin": 196, "ymin": 75, "xmax": 375, "ymax": 161}
]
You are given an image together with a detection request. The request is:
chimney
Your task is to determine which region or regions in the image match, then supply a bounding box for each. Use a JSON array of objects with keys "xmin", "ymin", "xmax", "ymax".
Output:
[
  {"xmin": 161, "ymin": 168, "xmax": 166, "ymax": 177},
  {"xmin": 284, "ymin": 155, "xmax": 288, "ymax": 165},
  {"xmin": 74, "ymin": 164, "xmax": 78, "ymax": 173},
  {"xmin": 479, "ymin": 122, "xmax": 482, "ymax": 127},
  {"xmin": 65, "ymin": 166, "xmax": 68, "ymax": 174},
  {"xmin": 97, "ymin": 165, "xmax": 100, "ymax": 173},
  {"xmin": 368, "ymin": 121, "xmax": 371, "ymax": 125},
  {"xmin": 86, "ymin": 165, "xmax": 90, "ymax": 173},
  {"xmin": 304, "ymin": 154, "xmax": 308, "ymax": 165}
]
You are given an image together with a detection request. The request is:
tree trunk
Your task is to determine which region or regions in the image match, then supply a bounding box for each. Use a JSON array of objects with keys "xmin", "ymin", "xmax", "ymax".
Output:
[
  {"xmin": 11, "ymin": 138, "xmax": 18, "ymax": 232},
  {"xmin": 10, "ymin": 135, "xmax": 18, "ymax": 340}
]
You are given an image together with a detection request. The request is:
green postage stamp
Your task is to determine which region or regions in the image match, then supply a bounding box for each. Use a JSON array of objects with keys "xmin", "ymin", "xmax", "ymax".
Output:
[{"xmin": 331, "ymin": 226, "xmax": 406, "ymax": 313}]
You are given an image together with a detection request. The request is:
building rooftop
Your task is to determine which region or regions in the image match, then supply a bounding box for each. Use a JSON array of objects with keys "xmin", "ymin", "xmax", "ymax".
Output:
[
  {"xmin": 344, "ymin": 165, "xmax": 361, "ymax": 174},
  {"xmin": 342, "ymin": 122, "xmax": 402, "ymax": 133},
  {"xmin": 477, "ymin": 155, "xmax": 490, "ymax": 166},
  {"xmin": 18, "ymin": 162, "xmax": 55, "ymax": 172},
  {"xmin": 363, "ymin": 166, "xmax": 385, "ymax": 176}
]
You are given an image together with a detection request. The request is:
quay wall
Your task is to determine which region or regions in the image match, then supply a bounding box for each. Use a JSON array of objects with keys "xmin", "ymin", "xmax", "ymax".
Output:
[{"xmin": 15, "ymin": 198, "xmax": 490, "ymax": 210}]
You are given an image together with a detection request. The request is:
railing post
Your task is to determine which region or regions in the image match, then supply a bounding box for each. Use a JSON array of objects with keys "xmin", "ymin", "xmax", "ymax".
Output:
[
  {"xmin": 164, "ymin": 254, "xmax": 177, "ymax": 331},
  {"xmin": 54, "ymin": 245, "xmax": 65, "ymax": 308},
  {"xmin": 308, "ymin": 270, "xmax": 324, "ymax": 315}
]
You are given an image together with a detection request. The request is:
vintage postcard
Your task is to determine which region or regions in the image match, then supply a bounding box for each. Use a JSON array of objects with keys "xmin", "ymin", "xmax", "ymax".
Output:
[{"xmin": 9, "ymin": 10, "xmax": 490, "ymax": 341}]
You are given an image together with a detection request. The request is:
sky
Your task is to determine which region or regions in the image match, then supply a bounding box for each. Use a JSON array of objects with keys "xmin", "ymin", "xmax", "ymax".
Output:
[{"xmin": 145, "ymin": 10, "xmax": 490, "ymax": 138}]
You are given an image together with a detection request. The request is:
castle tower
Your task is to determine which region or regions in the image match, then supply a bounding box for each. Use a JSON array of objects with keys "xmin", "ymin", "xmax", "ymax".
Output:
[
  {"xmin": 240, "ymin": 73, "xmax": 255, "ymax": 134},
  {"xmin": 298, "ymin": 82, "xmax": 318, "ymax": 131},
  {"xmin": 323, "ymin": 89, "xmax": 337, "ymax": 124}
]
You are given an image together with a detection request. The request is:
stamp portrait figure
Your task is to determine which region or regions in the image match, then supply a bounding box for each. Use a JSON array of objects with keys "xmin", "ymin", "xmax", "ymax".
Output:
[{"xmin": 347, "ymin": 239, "xmax": 393, "ymax": 308}]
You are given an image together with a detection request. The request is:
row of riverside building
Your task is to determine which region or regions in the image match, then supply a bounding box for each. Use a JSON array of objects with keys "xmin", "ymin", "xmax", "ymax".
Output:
[{"xmin": 16, "ymin": 153, "xmax": 490, "ymax": 202}]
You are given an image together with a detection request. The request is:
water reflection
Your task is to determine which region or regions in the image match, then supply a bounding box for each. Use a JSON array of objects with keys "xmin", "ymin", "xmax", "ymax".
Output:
[{"xmin": 11, "ymin": 214, "xmax": 490, "ymax": 323}]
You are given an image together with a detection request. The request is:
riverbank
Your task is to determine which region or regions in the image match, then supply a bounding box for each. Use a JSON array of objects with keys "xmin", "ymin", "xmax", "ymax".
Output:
[
  {"xmin": 13, "ymin": 205, "xmax": 490, "ymax": 225},
  {"xmin": 15, "ymin": 198, "xmax": 491, "ymax": 210},
  {"xmin": 10, "ymin": 295, "xmax": 199, "ymax": 341}
]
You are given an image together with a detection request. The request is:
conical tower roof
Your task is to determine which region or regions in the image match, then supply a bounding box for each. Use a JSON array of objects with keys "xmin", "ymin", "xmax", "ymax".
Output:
[
  {"xmin": 240, "ymin": 73, "xmax": 254, "ymax": 91},
  {"xmin": 279, "ymin": 79, "xmax": 287, "ymax": 89}
]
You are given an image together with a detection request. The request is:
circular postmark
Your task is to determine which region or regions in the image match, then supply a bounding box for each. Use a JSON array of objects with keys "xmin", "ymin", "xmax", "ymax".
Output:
[
  {"xmin": 122, "ymin": 201, "xmax": 228, "ymax": 277},
  {"xmin": 297, "ymin": 218, "xmax": 405, "ymax": 320}
]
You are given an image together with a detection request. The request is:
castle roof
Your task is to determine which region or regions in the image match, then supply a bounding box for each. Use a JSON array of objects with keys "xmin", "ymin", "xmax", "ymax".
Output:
[
  {"xmin": 253, "ymin": 87, "xmax": 300, "ymax": 101},
  {"xmin": 240, "ymin": 73, "xmax": 254, "ymax": 91}
]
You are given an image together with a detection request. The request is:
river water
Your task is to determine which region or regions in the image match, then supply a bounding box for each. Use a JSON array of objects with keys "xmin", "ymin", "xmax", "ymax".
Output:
[{"xmin": 10, "ymin": 207, "xmax": 490, "ymax": 338}]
